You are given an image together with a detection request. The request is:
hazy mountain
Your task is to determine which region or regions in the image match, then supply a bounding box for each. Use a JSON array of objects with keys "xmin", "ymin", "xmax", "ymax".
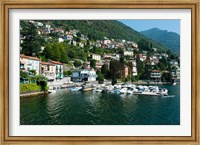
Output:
[{"xmin": 141, "ymin": 28, "xmax": 180, "ymax": 55}]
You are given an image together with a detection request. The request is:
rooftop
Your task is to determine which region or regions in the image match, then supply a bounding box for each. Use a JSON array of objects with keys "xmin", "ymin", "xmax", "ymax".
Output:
[{"xmin": 20, "ymin": 54, "xmax": 41, "ymax": 61}]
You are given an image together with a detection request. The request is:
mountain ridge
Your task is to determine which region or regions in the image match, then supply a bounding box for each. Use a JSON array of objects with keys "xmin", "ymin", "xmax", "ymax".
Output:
[{"xmin": 140, "ymin": 27, "xmax": 180, "ymax": 55}]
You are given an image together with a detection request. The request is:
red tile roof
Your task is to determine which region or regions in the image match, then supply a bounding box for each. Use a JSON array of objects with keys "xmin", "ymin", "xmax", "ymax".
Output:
[
  {"xmin": 40, "ymin": 62, "xmax": 55, "ymax": 66},
  {"xmin": 152, "ymin": 70, "xmax": 160, "ymax": 73},
  {"xmin": 48, "ymin": 60, "xmax": 63, "ymax": 65},
  {"xmin": 20, "ymin": 54, "xmax": 40, "ymax": 61}
]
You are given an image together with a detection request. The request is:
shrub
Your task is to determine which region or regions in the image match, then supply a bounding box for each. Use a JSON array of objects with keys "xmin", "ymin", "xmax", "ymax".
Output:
[{"xmin": 20, "ymin": 83, "xmax": 41, "ymax": 94}]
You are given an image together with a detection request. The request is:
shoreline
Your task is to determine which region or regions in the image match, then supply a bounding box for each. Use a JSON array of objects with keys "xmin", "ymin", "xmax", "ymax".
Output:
[{"xmin": 20, "ymin": 91, "xmax": 47, "ymax": 97}]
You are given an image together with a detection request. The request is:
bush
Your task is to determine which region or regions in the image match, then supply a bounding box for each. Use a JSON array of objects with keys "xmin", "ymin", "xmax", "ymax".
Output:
[
  {"xmin": 20, "ymin": 83, "xmax": 41, "ymax": 94},
  {"xmin": 63, "ymin": 70, "xmax": 72, "ymax": 76}
]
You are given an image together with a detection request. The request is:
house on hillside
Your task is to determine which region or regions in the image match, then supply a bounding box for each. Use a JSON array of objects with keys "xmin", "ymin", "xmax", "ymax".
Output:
[
  {"xmin": 90, "ymin": 53, "xmax": 101, "ymax": 61},
  {"xmin": 124, "ymin": 51, "xmax": 134, "ymax": 57}
]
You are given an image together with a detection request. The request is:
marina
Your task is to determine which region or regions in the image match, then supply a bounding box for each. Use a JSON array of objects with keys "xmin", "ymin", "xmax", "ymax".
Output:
[{"xmin": 48, "ymin": 83, "xmax": 169, "ymax": 96}]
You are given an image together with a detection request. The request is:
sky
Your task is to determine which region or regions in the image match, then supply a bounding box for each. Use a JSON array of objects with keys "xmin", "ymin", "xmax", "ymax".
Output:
[{"xmin": 119, "ymin": 20, "xmax": 180, "ymax": 34}]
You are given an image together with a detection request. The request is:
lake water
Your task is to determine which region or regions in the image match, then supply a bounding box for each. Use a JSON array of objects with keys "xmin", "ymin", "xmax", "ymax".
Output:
[{"xmin": 20, "ymin": 85, "xmax": 180, "ymax": 125}]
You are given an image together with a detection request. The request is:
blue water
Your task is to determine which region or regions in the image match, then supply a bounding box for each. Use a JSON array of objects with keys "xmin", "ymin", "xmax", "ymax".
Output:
[{"xmin": 20, "ymin": 85, "xmax": 180, "ymax": 125}]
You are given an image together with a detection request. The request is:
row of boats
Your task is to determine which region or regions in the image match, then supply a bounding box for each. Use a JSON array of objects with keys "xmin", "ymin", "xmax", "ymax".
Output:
[{"xmin": 70, "ymin": 84, "xmax": 169, "ymax": 96}]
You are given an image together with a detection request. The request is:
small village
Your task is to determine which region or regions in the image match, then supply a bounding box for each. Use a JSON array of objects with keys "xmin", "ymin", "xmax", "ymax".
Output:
[{"xmin": 20, "ymin": 20, "xmax": 180, "ymax": 95}]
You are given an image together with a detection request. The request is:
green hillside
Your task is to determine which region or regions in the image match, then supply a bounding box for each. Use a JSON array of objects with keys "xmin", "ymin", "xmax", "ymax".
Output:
[
  {"xmin": 40, "ymin": 20, "xmax": 169, "ymax": 51},
  {"xmin": 141, "ymin": 28, "xmax": 180, "ymax": 55}
]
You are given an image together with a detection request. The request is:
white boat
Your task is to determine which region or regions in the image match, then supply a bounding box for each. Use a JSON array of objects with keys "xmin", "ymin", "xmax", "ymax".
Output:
[
  {"xmin": 127, "ymin": 90, "xmax": 133, "ymax": 94},
  {"xmin": 114, "ymin": 84, "xmax": 122, "ymax": 89},
  {"xmin": 48, "ymin": 89, "xmax": 56, "ymax": 93},
  {"xmin": 160, "ymin": 88, "xmax": 168, "ymax": 96},
  {"xmin": 120, "ymin": 88, "xmax": 128, "ymax": 94},
  {"xmin": 70, "ymin": 87, "xmax": 82, "ymax": 92},
  {"xmin": 173, "ymin": 82, "xmax": 177, "ymax": 85},
  {"xmin": 96, "ymin": 89, "xmax": 103, "ymax": 93}
]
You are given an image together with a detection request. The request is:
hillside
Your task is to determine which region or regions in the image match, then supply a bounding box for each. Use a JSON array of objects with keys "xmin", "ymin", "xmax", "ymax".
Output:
[
  {"xmin": 141, "ymin": 28, "xmax": 180, "ymax": 55},
  {"xmin": 39, "ymin": 20, "xmax": 169, "ymax": 51}
]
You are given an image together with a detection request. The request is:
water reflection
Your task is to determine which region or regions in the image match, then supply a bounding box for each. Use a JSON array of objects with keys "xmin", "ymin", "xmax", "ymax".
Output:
[{"xmin": 20, "ymin": 85, "xmax": 180, "ymax": 125}]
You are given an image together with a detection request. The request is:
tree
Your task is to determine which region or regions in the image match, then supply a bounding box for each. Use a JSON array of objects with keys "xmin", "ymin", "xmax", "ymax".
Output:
[
  {"xmin": 110, "ymin": 60, "xmax": 124, "ymax": 79},
  {"xmin": 63, "ymin": 70, "xmax": 72, "ymax": 76},
  {"xmin": 20, "ymin": 21, "xmax": 43, "ymax": 56},
  {"xmin": 74, "ymin": 60, "xmax": 82, "ymax": 67},
  {"xmin": 161, "ymin": 72, "xmax": 172, "ymax": 82},
  {"xmin": 101, "ymin": 64, "xmax": 109, "ymax": 79},
  {"xmin": 136, "ymin": 56, "xmax": 145, "ymax": 79},
  {"xmin": 137, "ymin": 39, "xmax": 150, "ymax": 51},
  {"xmin": 97, "ymin": 72, "xmax": 104, "ymax": 84},
  {"xmin": 120, "ymin": 56, "xmax": 125, "ymax": 64},
  {"xmin": 34, "ymin": 75, "xmax": 48, "ymax": 92},
  {"xmin": 20, "ymin": 71, "xmax": 29, "ymax": 78},
  {"xmin": 90, "ymin": 59, "xmax": 96, "ymax": 69}
]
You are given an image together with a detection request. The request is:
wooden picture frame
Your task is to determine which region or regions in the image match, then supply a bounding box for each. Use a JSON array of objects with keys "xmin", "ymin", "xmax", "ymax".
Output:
[{"xmin": 0, "ymin": 0, "xmax": 199, "ymax": 144}]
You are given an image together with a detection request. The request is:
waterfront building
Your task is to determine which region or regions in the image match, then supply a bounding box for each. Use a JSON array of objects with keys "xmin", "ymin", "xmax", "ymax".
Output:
[
  {"xmin": 151, "ymin": 70, "xmax": 161, "ymax": 82},
  {"xmin": 20, "ymin": 54, "xmax": 41, "ymax": 75},
  {"xmin": 128, "ymin": 60, "xmax": 137, "ymax": 76},
  {"xmin": 40, "ymin": 62, "xmax": 55, "ymax": 81},
  {"xmin": 72, "ymin": 71, "xmax": 82, "ymax": 82},
  {"xmin": 81, "ymin": 69, "xmax": 97, "ymax": 82},
  {"xmin": 48, "ymin": 60, "xmax": 64, "ymax": 80}
]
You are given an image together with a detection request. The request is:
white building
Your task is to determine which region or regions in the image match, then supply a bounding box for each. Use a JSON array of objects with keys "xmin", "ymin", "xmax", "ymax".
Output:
[
  {"xmin": 124, "ymin": 51, "xmax": 134, "ymax": 57},
  {"xmin": 58, "ymin": 38, "xmax": 64, "ymax": 43},
  {"xmin": 151, "ymin": 70, "xmax": 161, "ymax": 82},
  {"xmin": 129, "ymin": 60, "xmax": 137, "ymax": 76},
  {"xmin": 90, "ymin": 53, "xmax": 101, "ymax": 61},
  {"xmin": 81, "ymin": 69, "xmax": 97, "ymax": 82},
  {"xmin": 48, "ymin": 60, "xmax": 64, "ymax": 80},
  {"xmin": 20, "ymin": 54, "xmax": 41, "ymax": 75}
]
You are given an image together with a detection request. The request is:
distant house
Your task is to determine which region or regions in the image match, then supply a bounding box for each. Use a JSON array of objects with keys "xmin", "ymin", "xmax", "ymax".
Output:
[
  {"xmin": 90, "ymin": 53, "xmax": 101, "ymax": 61},
  {"xmin": 103, "ymin": 39, "xmax": 111, "ymax": 45},
  {"xmin": 120, "ymin": 65, "xmax": 129, "ymax": 78},
  {"xmin": 103, "ymin": 54, "xmax": 112, "ymax": 59},
  {"xmin": 66, "ymin": 35, "xmax": 73, "ymax": 41},
  {"xmin": 58, "ymin": 38, "xmax": 64, "ymax": 43},
  {"xmin": 79, "ymin": 42, "xmax": 84, "ymax": 48},
  {"xmin": 171, "ymin": 66, "xmax": 180, "ymax": 80},
  {"xmin": 20, "ymin": 54, "xmax": 41, "ymax": 75},
  {"xmin": 95, "ymin": 42, "xmax": 102, "ymax": 48},
  {"xmin": 132, "ymin": 42, "xmax": 138, "ymax": 48},
  {"xmin": 55, "ymin": 28, "xmax": 64, "ymax": 33},
  {"xmin": 128, "ymin": 60, "xmax": 137, "ymax": 76},
  {"xmin": 40, "ymin": 62, "xmax": 55, "ymax": 81},
  {"xmin": 48, "ymin": 60, "xmax": 63, "ymax": 80},
  {"xmin": 124, "ymin": 51, "xmax": 134, "ymax": 57},
  {"xmin": 170, "ymin": 60, "xmax": 179, "ymax": 66},
  {"xmin": 95, "ymin": 62, "xmax": 104, "ymax": 70},
  {"xmin": 139, "ymin": 54, "xmax": 147, "ymax": 62},
  {"xmin": 151, "ymin": 70, "xmax": 161, "ymax": 82}
]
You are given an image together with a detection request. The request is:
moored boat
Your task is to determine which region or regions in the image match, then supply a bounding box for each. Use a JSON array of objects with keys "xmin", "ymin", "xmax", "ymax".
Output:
[{"xmin": 70, "ymin": 87, "xmax": 82, "ymax": 92}]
